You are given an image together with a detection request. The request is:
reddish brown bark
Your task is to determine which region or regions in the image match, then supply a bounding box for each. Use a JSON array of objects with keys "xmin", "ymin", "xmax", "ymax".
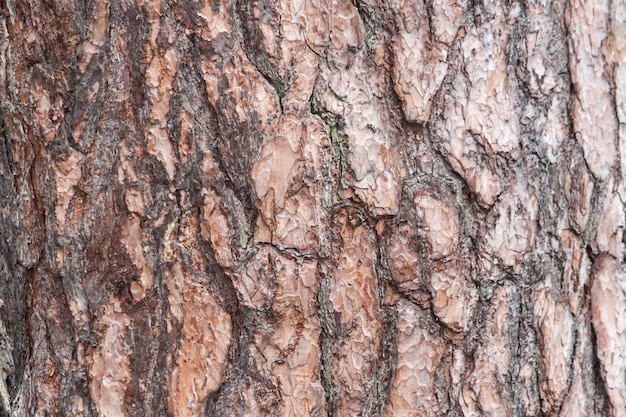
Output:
[{"xmin": 0, "ymin": 0, "xmax": 624, "ymax": 416}]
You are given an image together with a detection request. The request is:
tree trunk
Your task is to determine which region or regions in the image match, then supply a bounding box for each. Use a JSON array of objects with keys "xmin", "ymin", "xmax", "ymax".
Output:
[{"xmin": 0, "ymin": 0, "xmax": 624, "ymax": 416}]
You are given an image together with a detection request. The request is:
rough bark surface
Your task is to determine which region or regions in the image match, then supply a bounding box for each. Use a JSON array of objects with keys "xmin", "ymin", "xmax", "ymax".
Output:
[{"xmin": 0, "ymin": 0, "xmax": 624, "ymax": 416}]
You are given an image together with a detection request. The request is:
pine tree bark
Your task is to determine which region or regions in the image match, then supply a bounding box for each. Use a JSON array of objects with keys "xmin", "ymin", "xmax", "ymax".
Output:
[{"xmin": 0, "ymin": 0, "xmax": 624, "ymax": 416}]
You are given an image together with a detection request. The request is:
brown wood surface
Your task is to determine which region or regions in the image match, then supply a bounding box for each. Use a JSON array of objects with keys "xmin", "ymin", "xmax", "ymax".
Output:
[{"xmin": 0, "ymin": 0, "xmax": 624, "ymax": 416}]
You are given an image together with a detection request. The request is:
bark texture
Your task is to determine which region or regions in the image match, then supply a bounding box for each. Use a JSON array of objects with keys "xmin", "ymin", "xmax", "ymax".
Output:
[{"xmin": 0, "ymin": 0, "xmax": 625, "ymax": 416}]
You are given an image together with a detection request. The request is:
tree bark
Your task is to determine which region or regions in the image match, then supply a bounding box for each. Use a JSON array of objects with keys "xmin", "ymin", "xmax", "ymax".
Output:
[{"xmin": 0, "ymin": 0, "xmax": 624, "ymax": 416}]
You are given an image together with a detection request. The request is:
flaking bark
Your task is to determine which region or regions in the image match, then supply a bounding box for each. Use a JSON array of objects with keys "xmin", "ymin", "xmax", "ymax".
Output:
[{"xmin": 0, "ymin": 0, "xmax": 624, "ymax": 416}]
